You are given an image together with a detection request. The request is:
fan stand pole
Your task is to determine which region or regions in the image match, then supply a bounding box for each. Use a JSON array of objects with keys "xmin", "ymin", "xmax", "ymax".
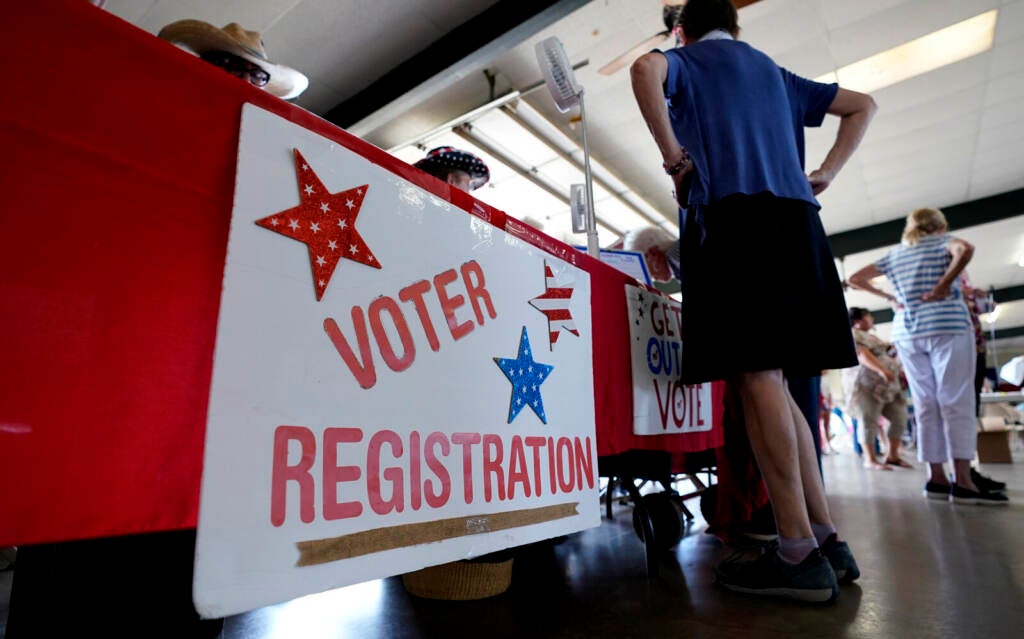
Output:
[{"xmin": 578, "ymin": 90, "xmax": 600, "ymax": 258}]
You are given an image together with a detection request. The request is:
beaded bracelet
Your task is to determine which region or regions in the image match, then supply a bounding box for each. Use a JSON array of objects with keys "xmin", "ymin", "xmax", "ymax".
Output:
[{"xmin": 662, "ymin": 150, "xmax": 691, "ymax": 176}]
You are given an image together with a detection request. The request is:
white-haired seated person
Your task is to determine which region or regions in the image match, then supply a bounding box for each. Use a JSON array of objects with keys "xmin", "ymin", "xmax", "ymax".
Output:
[{"xmin": 622, "ymin": 226, "xmax": 680, "ymax": 283}]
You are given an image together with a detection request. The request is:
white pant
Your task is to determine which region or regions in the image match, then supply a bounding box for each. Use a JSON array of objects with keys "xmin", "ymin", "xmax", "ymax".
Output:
[{"xmin": 895, "ymin": 333, "xmax": 976, "ymax": 464}]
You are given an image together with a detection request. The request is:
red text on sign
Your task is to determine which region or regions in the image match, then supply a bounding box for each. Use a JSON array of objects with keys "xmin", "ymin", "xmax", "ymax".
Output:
[
  {"xmin": 323, "ymin": 260, "xmax": 497, "ymax": 389},
  {"xmin": 270, "ymin": 426, "xmax": 595, "ymax": 526},
  {"xmin": 652, "ymin": 380, "xmax": 705, "ymax": 431}
]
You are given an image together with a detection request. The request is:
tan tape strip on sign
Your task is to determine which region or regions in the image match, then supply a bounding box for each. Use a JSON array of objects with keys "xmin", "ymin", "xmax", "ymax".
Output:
[{"xmin": 295, "ymin": 501, "xmax": 579, "ymax": 567}]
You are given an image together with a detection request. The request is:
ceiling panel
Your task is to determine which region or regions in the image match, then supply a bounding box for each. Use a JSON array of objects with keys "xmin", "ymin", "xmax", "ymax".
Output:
[
  {"xmin": 977, "ymin": 97, "xmax": 1024, "ymax": 130},
  {"xmin": 868, "ymin": 54, "xmax": 992, "ymax": 117},
  {"xmin": 268, "ymin": 1, "xmax": 454, "ymax": 108},
  {"xmin": 858, "ymin": 113, "xmax": 978, "ymax": 162},
  {"xmin": 995, "ymin": 0, "xmax": 1024, "ymax": 44},
  {"xmin": 823, "ymin": 0, "xmax": 1002, "ymax": 68},
  {"xmin": 102, "ymin": 0, "xmax": 159, "ymax": 23},
  {"xmin": 865, "ymin": 90, "xmax": 986, "ymax": 144},
  {"xmin": 108, "ymin": 0, "xmax": 299, "ymax": 33},
  {"xmin": 771, "ymin": 37, "xmax": 836, "ymax": 78},
  {"xmin": 968, "ymin": 175, "xmax": 1024, "ymax": 201},
  {"xmin": 738, "ymin": 0, "xmax": 827, "ymax": 57},
  {"xmin": 984, "ymin": 69, "xmax": 1024, "ymax": 105},
  {"xmin": 989, "ymin": 27, "xmax": 1024, "ymax": 75},
  {"xmin": 818, "ymin": 0, "xmax": 910, "ymax": 31}
]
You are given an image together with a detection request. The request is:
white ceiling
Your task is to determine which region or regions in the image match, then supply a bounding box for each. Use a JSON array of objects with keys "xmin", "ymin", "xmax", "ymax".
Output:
[
  {"xmin": 102, "ymin": 0, "xmax": 504, "ymax": 115},
  {"xmin": 103, "ymin": 0, "xmax": 1024, "ymax": 352}
]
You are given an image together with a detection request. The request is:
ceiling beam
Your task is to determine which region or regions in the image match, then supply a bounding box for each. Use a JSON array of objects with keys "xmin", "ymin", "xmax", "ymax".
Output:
[
  {"xmin": 828, "ymin": 188, "xmax": 1024, "ymax": 258},
  {"xmin": 324, "ymin": 0, "xmax": 591, "ymax": 133},
  {"xmin": 993, "ymin": 325, "xmax": 1024, "ymax": 341}
]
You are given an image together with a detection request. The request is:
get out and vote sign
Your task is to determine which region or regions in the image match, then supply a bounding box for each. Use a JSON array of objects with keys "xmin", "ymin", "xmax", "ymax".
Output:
[
  {"xmin": 195, "ymin": 104, "xmax": 598, "ymax": 617},
  {"xmin": 625, "ymin": 285, "xmax": 712, "ymax": 436}
]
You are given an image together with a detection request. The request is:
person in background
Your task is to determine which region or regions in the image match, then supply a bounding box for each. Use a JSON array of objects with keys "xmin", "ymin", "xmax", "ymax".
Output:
[
  {"xmin": 960, "ymin": 275, "xmax": 1006, "ymax": 493},
  {"xmin": 629, "ymin": 0, "xmax": 876, "ymax": 603},
  {"xmin": 413, "ymin": 146, "xmax": 491, "ymax": 192},
  {"xmin": 818, "ymin": 373, "xmax": 838, "ymax": 456},
  {"xmin": 960, "ymin": 273, "xmax": 992, "ymax": 417},
  {"xmin": 842, "ymin": 308, "xmax": 911, "ymax": 470},
  {"xmin": 158, "ymin": 20, "xmax": 309, "ymax": 99},
  {"xmin": 622, "ymin": 226, "xmax": 678, "ymax": 284},
  {"xmin": 847, "ymin": 208, "xmax": 1007, "ymax": 504}
]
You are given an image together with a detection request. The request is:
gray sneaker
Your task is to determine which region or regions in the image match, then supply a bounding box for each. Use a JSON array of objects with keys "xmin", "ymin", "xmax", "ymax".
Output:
[
  {"xmin": 820, "ymin": 534, "xmax": 860, "ymax": 583},
  {"xmin": 715, "ymin": 547, "xmax": 838, "ymax": 603}
]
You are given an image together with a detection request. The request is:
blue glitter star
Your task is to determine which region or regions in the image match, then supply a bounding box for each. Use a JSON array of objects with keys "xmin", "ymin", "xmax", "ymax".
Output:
[{"xmin": 494, "ymin": 327, "xmax": 554, "ymax": 424}]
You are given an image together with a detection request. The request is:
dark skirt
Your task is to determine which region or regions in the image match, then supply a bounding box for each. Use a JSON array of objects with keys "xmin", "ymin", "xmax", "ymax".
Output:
[{"xmin": 677, "ymin": 192, "xmax": 856, "ymax": 384}]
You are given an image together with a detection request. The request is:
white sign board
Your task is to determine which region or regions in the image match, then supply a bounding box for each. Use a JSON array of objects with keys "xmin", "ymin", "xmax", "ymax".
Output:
[
  {"xmin": 625, "ymin": 284, "xmax": 712, "ymax": 436},
  {"xmin": 194, "ymin": 104, "xmax": 598, "ymax": 617},
  {"xmin": 574, "ymin": 246, "xmax": 652, "ymax": 285}
]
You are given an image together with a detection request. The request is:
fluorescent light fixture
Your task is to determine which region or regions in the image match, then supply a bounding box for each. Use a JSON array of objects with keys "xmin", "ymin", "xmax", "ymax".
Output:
[
  {"xmin": 1017, "ymin": 254, "xmax": 1024, "ymax": 268},
  {"xmin": 390, "ymin": 101, "xmax": 678, "ymax": 245},
  {"xmin": 815, "ymin": 10, "xmax": 997, "ymax": 93}
]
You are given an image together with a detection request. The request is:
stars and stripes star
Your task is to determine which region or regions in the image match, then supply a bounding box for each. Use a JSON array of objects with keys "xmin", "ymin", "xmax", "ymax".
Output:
[
  {"xmin": 254, "ymin": 148, "xmax": 380, "ymax": 301},
  {"xmin": 529, "ymin": 261, "xmax": 579, "ymax": 350},
  {"xmin": 494, "ymin": 327, "xmax": 554, "ymax": 424}
]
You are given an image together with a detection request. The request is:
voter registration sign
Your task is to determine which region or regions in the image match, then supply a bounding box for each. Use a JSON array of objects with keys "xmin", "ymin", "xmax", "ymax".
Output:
[
  {"xmin": 194, "ymin": 104, "xmax": 598, "ymax": 617},
  {"xmin": 625, "ymin": 284, "xmax": 712, "ymax": 436}
]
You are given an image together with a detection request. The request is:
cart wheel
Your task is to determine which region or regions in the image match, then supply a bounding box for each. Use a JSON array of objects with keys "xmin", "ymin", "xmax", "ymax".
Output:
[
  {"xmin": 699, "ymin": 483, "xmax": 718, "ymax": 523},
  {"xmin": 632, "ymin": 492, "xmax": 685, "ymax": 550}
]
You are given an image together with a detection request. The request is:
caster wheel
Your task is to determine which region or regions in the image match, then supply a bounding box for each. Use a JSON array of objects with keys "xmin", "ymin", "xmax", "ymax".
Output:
[
  {"xmin": 632, "ymin": 492, "xmax": 685, "ymax": 550},
  {"xmin": 699, "ymin": 483, "xmax": 718, "ymax": 523}
]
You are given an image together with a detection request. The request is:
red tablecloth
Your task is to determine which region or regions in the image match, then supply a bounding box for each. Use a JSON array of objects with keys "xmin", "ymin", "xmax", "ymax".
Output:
[{"xmin": 0, "ymin": 0, "xmax": 722, "ymax": 547}]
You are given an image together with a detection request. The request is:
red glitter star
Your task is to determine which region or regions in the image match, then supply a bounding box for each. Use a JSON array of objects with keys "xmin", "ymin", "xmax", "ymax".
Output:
[{"xmin": 255, "ymin": 149, "xmax": 380, "ymax": 300}]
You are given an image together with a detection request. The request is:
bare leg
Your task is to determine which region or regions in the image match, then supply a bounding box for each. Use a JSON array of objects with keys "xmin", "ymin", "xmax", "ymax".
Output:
[
  {"xmin": 928, "ymin": 462, "xmax": 948, "ymax": 485},
  {"xmin": 735, "ymin": 369, "xmax": 813, "ymax": 539},
  {"xmin": 786, "ymin": 393, "xmax": 834, "ymax": 527},
  {"xmin": 861, "ymin": 418, "xmax": 890, "ymax": 470},
  {"xmin": 885, "ymin": 436, "xmax": 912, "ymax": 467},
  {"xmin": 819, "ymin": 415, "xmax": 835, "ymax": 454}
]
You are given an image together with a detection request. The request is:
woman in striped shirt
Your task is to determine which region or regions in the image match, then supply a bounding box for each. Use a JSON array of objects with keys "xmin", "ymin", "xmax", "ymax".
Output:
[{"xmin": 848, "ymin": 208, "xmax": 1007, "ymax": 505}]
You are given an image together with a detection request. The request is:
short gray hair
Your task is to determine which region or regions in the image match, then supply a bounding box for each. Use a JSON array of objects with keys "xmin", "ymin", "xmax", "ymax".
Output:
[{"xmin": 622, "ymin": 226, "xmax": 676, "ymax": 255}]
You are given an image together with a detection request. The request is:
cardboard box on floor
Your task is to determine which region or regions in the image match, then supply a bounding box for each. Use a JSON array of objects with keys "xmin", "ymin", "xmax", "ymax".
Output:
[{"xmin": 977, "ymin": 416, "xmax": 1013, "ymax": 463}]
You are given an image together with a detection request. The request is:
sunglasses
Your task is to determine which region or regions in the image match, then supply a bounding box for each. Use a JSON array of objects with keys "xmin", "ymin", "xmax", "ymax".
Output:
[{"xmin": 200, "ymin": 50, "xmax": 271, "ymax": 88}]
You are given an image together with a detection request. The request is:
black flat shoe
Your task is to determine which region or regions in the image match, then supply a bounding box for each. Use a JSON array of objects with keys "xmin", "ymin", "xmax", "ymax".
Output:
[
  {"xmin": 951, "ymin": 484, "xmax": 1009, "ymax": 506},
  {"xmin": 970, "ymin": 468, "xmax": 1007, "ymax": 493}
]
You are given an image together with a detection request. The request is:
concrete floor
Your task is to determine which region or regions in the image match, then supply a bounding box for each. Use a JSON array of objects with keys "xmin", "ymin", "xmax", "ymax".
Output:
[{"xmin": 3, "ymin": 446, "xmax": 1022, "ymax": 638}]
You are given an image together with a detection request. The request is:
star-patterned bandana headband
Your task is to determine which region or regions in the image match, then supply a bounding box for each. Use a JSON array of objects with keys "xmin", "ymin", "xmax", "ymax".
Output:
[{"xmin": 413, "ymin": 146, "xmax": 490, "ymax": 191}]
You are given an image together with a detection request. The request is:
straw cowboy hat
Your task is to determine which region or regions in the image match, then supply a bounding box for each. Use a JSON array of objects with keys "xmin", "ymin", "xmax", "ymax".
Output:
[
  {"xmin": 157, "ymin": 20, "xmax": 309, "ymax": 99},
  {"xmin": 413, "ymin": 146, "xmax": 491, "ymax": 191}
]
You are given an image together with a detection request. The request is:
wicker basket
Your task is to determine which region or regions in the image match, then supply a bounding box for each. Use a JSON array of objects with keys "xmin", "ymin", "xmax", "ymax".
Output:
[{"xmin": 401, "ymin": 558, "xmax": 514, "ymax": 600}]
